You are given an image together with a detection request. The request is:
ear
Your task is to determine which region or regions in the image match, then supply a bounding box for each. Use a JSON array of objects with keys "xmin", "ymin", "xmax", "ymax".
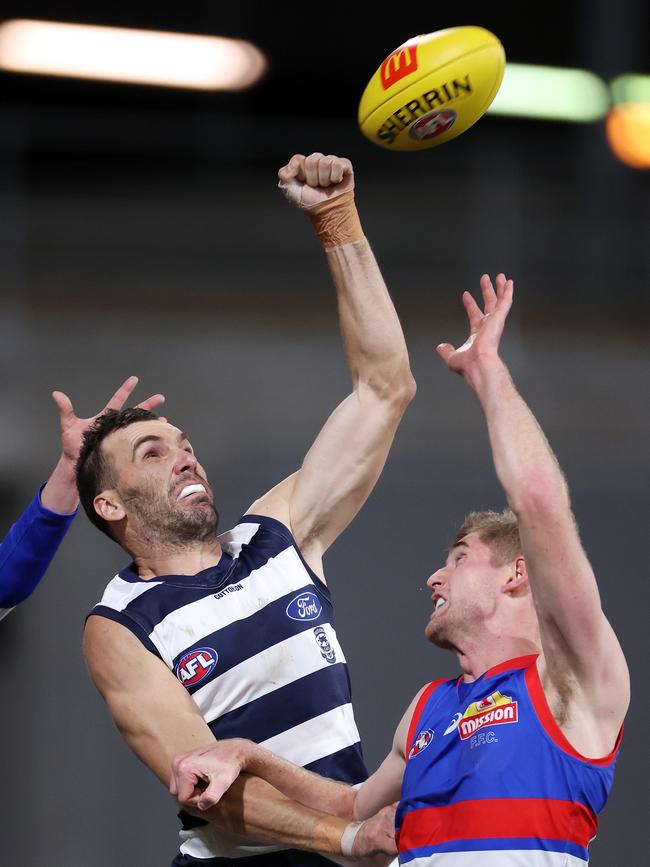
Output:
[
  {"xmin": 94, "ymin": 490, "xmax": 126, "ymax": 525},
  {"xmin": 501, "ymin": 556, "xmax": 529, "ymax": 596}
]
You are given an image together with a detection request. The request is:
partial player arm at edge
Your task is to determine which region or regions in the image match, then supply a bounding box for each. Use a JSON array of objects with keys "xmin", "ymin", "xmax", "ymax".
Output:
[{"xmin": 83, "ymin": 615, "xmax": 359, "ymax": 856}]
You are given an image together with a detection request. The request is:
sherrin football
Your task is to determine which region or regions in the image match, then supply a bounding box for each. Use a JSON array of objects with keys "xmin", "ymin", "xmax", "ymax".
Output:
[{"xmin": 358, "ymin": 26, "xmax": 505, "ymax": 151}]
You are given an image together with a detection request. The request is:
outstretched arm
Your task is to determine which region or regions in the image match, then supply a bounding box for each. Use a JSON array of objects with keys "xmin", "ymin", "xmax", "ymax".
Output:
[
  {"xmin": 252, "ymin": 154, "xmax": 415, "ymax": 576},
  {"xmin": 437, "ymin": 274, "xmax": 629, "ymax": 753}
]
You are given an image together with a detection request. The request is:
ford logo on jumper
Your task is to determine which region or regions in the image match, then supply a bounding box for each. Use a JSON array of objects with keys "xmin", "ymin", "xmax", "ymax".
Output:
[{"xmin": 286, "ymin": 591, "xmax": 322, "ymax": 621}]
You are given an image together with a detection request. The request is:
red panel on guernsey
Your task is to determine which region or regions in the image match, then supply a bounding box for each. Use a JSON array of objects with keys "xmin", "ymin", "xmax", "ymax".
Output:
[
  {"xmin": 398, "ymin": 797, "xmax": 598, "ymax": 851},
  {"xmin": 405, "ymin": 680, "xmax": 446, "ymax": 755}
]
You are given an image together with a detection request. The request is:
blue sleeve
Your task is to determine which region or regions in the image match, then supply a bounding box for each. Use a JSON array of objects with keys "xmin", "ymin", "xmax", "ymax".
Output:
[{"xmin": 0, "ymin": 486, "xmax": 77, "ymax": 608}]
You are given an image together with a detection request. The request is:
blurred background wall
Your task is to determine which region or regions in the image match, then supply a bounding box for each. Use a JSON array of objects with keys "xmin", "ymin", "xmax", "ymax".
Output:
[{"xmin": 0, "ymin": 2, "xmax": 648, "ymax": 865}]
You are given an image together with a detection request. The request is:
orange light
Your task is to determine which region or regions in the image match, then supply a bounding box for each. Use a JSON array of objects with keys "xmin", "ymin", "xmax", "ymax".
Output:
[{"xmin": 605, "ymin": 103, "xmax": 650, "ymax": 169}]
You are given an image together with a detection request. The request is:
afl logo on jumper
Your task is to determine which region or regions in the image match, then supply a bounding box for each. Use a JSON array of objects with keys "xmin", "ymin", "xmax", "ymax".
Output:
[
  {"xmin": 286, "ymin": 592, "xmax": 322, "ymax": 621},
  {"xmin": 313, "ymin": 627, "xmax": 336, "ymax": 664},
  {"xmin": 409, "ymin": 729, "xmax": 434, "ymax": 759},
  {"xmin": 175, "ymin": 648, "xmax": 218, "ymax": 687}
]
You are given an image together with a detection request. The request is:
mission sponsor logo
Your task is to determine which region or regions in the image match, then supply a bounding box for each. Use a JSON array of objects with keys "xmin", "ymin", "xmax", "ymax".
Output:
[
  {"xmin": 458, "ymin": 690, "xmax": 518, "ymax": 740},
  {"xmin": 286, "ymin": 592, "xmax": 322, "ymax": 621},
  {"xmin": 408, "ymin": 728, "xmax": 434, "ymax": 759},
  {"xmin": 175, "ymin": 647, "xmax": 218, "ymax": 687}
]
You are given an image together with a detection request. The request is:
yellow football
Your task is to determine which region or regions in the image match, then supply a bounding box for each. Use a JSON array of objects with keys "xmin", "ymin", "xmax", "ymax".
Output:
[{"xmin": 358, "ymin": 26, "xmax": 505, "ymax": 150}]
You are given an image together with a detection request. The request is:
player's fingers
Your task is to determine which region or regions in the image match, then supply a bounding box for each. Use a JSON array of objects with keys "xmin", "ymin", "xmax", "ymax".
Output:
[
  {"xmin": 436, "ymin": 343, "xmax": 456, "ymax": 365},
  {"xmin": 499, "ymin": 278, "xmax": 514, "ymax": 313},
  {"xmin": 278, "ymin": 154, "xmax": 304, "ymax": 182},
  {"xmin": 196, "ymin": 766, "xmax": 239, "ymax": 810},
  {"xmin": 339, "ymin": 157, "xmax": 354, "ymax": 181},
  {"xmin": 104, "ymin": 375, "xmax": 139, "ymax": 412},
  {"xmin": 327, "ymin": 155, "xmax": 344, "ymax": 185},
  {"xmin": 52, "ymin": 390, "xmax": 75, "ymax": 424},
  {"xmin": 462, "ymin": 290, "xmax": 483, "ymax": 330},
  {"xmin": 136, "ymin": 393, "xmax": 165, "ymax": 412},
  {"xmin": 304, "ymin": 152, "xmax": 324, "ymax": 187},
  {"xmin": 480, "ymin": 274, "xmax": 498, "ymax": 314},
  {"xmin": 318, "ymin": 156, "xmax": 334, "ymax": 187},
  {"xmin": 174, "ymin": 772, "xmax": 205, "ymax": 805}
]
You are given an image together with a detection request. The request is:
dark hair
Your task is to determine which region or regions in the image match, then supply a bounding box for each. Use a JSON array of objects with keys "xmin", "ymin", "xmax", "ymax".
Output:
[
  {"xmin": 76, "ymin": 407, "xmax": 159, "ymax": 541},
  {"xmin": 452, "ymin": 509, "xmax": 522, "ymax": 566}
]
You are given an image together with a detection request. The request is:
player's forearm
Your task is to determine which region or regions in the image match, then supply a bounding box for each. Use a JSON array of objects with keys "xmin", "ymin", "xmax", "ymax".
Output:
[
  {"xmin": 203, "ymin": 773, "xmax": 350, "ymax": 855},
  {"xmin": 310, "ymin": 196, "xmax": 414, "ymax": 400},
  {"xmin": 40, "ymin": 453, "xmax": 79, "ymax": 514},
  {"xmin": 468, "ymin": 357, "xmax": 569, "ymax": 513},
  {"xmin": 239, "ymin": 740, "xmax": 356, "ymax": 819},
  {"xmin": 327, "ymin": 240, "xmax": 415, "ymax": 399}
]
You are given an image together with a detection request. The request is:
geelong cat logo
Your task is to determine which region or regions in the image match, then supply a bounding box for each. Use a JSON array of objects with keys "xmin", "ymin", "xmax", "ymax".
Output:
[
  {"xmin": 313, "ymin": 627, "xmax": 336, "ymax": 664},
  {"xmin": 286, "ymin": 592, "xmax": 322, "ymax": 621},
  {"xmin": 175, "ymin": 648, "xmax": 218, "ymax": 687}
]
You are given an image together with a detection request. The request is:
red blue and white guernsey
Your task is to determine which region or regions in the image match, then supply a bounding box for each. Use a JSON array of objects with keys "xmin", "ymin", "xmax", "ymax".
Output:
[
  {"xmin": 90, "ymin": 514, "xmax": 366, "ymax": 865},
  {"xmin": 396, "ymin": 654, "xmax": 622, "ymax": 867}
]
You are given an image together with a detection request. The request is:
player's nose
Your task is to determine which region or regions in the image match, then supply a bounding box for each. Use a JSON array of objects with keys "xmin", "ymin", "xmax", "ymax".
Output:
[
  {"xmin": 173, "ymin": 449, "xmax": 198, "ymax": 476},
  {"xmin": 426, "ymin": 567, "xmax": 445, "ymax": 589}
]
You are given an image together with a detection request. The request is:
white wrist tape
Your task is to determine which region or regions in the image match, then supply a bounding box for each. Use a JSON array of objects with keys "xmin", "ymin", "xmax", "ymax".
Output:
[{"xmin": 340, "ymin": 821, "xmax": 363, "ymax": 858}]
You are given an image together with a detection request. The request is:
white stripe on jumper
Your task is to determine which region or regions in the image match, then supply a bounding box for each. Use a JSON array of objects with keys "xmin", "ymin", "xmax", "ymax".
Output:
[
  {"xmin": 179, "ymin": 823, "xmax": 282, "ymax": 860},
  {"xmin": 403, "ymin": 850, "xmax": 588, "ymax": 866},
  {"xmin": 191, "ymin": 622, "xmax": 346, "ymax": 723},
  {"xmin": 150, "ymin": 545, "xmax": 313, "ymax": 666},
  {"xmin": 260, "ymin": 703, "xmax": 360, "ymax": 767},
  {"xmin": 99, "ymin": 574, "xmax": 163, "ymax": 612}
]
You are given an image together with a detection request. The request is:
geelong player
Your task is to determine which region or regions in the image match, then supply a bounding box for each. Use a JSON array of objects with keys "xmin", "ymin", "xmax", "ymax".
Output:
[
  {"xmin": 170, "ymin": 275, "xmax": 629, "ymax": 867},
  {"xmin": 80, "ymin": 153, "xmax": 415, "ymax": 866},
  {"xmin": 0, "ymin": 377, "xmax": 163, "ymax": 621}
]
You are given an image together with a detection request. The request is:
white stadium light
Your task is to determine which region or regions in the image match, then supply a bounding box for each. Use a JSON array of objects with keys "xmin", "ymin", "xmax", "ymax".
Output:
[
  {"xmin": 0, "ymin": 19, "xmax": 267, "ymax": 90},
  {"xmin": 487, "ymin": 62, "xmax": 610, "ymax": 123}
]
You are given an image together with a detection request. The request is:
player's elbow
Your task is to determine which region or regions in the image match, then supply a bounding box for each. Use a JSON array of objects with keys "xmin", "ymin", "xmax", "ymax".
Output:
[
  {"xmin": 374, "ymin": 367, "xmax": 417, "ymax": 413},
  {"xmin": 508, "ymin": 470, "xmax": 570, "ymax": 520}
]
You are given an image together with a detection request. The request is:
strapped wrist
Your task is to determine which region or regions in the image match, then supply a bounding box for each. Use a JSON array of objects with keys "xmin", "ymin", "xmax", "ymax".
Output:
[
  {"xmin": 340, "ymin": 820, "xmax": 363, "ymax": 857},
  {"xmin": 307, "ymin": 190, "xmax": 364, "ymax": 249}
]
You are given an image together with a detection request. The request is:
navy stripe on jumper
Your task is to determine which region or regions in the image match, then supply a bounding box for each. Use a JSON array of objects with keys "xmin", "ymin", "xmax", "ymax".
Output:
[
  {"xmin": 305, "ymin": 743, "xmax": 368, "ymax": 786},
  {"xmin": 88, "ymin": 605, "xmax": 161, "ymax": 658},
  {"xmin": 175, "ymin": 585, "xmax": 335, "ymax": 694},
  {"xmin": 208, "ymin": 666, "xmax": 353, "ymax": 742}
]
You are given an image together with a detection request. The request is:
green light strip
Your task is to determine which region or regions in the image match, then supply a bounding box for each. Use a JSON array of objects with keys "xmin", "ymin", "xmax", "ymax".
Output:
[
  {"xmin": 610, "ymin": 74, "xmax": 650, "ymax": 106},
  {"xmin": 487, "ymin": 63, "xmax": 610, "ymax": 123}
]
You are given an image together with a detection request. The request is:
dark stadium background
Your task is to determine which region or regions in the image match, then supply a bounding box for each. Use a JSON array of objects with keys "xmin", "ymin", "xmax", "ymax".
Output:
[{"xmin": 0, "ymin": 2, "xmax": 648, "ymax": 864}]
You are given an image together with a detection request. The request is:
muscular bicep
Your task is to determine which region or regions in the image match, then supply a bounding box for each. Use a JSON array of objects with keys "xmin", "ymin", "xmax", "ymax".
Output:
[
  {"xmin": 291, "ymin": 389, "xmax": 404, "ymax": 556},
  {"xmin": 518, "ymin": 503, "xmax": 629, "ymax": 712},
  {"xmin": 84, "ymin": 615, "xmax": 215, "ymax": 785},
  {"xmin": 249, "ymin": 390, "xmax": 406, "ymax": 576}
]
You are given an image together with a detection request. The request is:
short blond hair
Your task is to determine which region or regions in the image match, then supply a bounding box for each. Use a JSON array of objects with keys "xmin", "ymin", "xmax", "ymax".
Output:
[{"xmin": 453, "ymin": 509, "xmax": 521, "ymax": 566}]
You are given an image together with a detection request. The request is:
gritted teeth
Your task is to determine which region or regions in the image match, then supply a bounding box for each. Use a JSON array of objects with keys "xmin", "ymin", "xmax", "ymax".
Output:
[
  {"xmin": 178, "ymin": 483, "xmax": 206, "ymax": 501},
  {"xmin": 435, "ymin": 597, "xmax": 446, "ymax": 611}
]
